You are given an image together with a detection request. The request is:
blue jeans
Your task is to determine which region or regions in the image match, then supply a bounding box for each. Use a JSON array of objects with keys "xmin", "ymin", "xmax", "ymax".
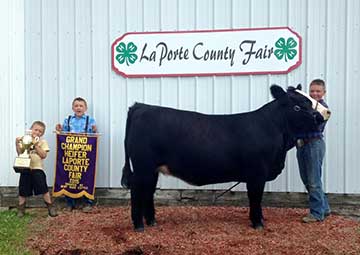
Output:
[
  {"xmin": 296, "ymin": 138, "xmax": 330, "ymax": 220},
  {"xmin": 65, "ymin": 196, "xmax": 93, "ymax": 208}
]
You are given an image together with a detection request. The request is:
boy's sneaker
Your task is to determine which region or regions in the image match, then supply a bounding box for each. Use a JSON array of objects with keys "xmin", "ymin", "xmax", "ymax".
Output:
[
  {"xmin": 146, "ymin": 219, "xmax": 157, "ymax": 227},
  {"xmin": 17, "ymin": 210, "xmax": 25, "ymax": 217},
  {"xmin": 46, "ymin": 203, "xmax": 58, "ymax": 217},
  {"xmin": 17, "ymin": 203, "xmax": 26, "ymax": 218},
  {"xmin": 302, "ymin": 214, "xmax": 321, "ymax": 223},
  {"xmin": 64, "ymin": 205, "xmax": 73, "ymax": 212},
  {"xmin": 82, "ymin": 204, "xmax": 92, "ymax": 213}
]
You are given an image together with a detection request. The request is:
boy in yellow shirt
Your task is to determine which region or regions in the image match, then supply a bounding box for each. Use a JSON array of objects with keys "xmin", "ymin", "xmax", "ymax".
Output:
[{"xmin": 15, "ymin": 121, "xmax": 57, "ymax": 217}]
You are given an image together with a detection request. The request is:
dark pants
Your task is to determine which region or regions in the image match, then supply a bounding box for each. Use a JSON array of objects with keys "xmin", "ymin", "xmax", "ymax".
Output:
[
  {"xmin": 65, "ymin": 196, "xmax": 93, "ymax": 208},
  {"xmin": 19, "ymin": 170, "xmax": 49, "ymax": 197}
]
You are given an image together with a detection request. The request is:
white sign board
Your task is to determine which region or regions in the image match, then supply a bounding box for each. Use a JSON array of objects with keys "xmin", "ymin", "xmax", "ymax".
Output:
[{"xmin": 112, "ymin": 27, "xmax": 302, "ymax": 78}]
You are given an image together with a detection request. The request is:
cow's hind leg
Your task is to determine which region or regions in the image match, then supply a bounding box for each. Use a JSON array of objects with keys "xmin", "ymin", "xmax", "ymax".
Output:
[
  {"xmin": 246, "ymin": 181, "xmax": 265, "ymax": 230},
  {"xmin": 130, "ymin": 175, "xmax": 145, "ymax": 232},
  {"xmin": 130, "ymin": 164, "xmax": 159, "ymax": 232},
  {"xmin": 144, "ymin": 172, "xmax": 159, "ymax": 227}
]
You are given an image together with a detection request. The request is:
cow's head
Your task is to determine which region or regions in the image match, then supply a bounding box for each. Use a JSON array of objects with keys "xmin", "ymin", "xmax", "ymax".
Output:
[{"xmin": 270, "ymin": 84, "xmax": 330, "ymax": 133}]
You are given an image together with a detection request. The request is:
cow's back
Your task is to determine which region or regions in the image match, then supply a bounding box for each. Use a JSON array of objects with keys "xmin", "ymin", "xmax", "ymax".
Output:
[{"xmin": 126, "ymin": 103, "xmax": 285, "ymax": 185}]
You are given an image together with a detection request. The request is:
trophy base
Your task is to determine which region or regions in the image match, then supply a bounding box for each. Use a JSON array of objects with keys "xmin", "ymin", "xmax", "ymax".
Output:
[{"xmin": 13, "ymin": 157, "xmax": 31, "ymax": 173}]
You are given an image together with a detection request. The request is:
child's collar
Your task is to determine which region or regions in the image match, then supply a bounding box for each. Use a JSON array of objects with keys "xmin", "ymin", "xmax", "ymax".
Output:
[{"xmin": 73, "ymin": 114, "xmax": 87, "ymax": 119}]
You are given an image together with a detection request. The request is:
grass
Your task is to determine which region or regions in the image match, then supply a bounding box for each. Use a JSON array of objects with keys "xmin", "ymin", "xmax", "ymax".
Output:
[{"xmin": 0, "ymin": 209, "xmax": 33, "ymax": 255}]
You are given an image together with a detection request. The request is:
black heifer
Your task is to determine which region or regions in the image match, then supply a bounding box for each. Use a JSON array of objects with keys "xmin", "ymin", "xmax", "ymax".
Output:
[{"xmin": 121, "ymin": 84, "xmax": 325, "ymax": 232}]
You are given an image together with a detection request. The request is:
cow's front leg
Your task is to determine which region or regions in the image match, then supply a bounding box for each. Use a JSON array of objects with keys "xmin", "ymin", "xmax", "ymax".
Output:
[
  {"xmin": 144, "ymin": 192, "xmax": 156, "ymax": 226},
  {"xmin": 246, "ymin": 180, "xmax": 265, "ymax": 230}
]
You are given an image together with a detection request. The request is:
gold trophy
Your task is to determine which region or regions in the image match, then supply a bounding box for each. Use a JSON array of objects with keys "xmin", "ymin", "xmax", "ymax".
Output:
[{"xmin": 13, "ymin": 130, "xmax": 39, "ymax": 173}]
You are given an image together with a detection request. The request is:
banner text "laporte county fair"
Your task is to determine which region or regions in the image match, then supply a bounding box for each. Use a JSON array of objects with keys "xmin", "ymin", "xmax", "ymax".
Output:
[{"xmin": 112, "ymin": 27, "xmax": 301, "ymax": 77}]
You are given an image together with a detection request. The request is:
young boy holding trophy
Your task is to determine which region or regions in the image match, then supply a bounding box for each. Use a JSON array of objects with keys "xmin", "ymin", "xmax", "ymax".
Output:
[
  {"xmin": 15, "ymin": 121, "xmax": 58, "ymax": 217},
  {"xmin": 55, "ymin": 97, "xmax": 97, "ymax": 212}
]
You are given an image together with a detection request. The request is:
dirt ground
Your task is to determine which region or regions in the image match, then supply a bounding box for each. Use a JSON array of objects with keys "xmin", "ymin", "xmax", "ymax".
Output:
[{"xmin": 25, "ymin": 205, "xmax": 360, "ymax": 255}]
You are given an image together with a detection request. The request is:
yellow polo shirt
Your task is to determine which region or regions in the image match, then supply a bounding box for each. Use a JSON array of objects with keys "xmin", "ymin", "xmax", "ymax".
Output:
[{"xmin": 29, "ymin": 139, "xmax": 49, "ymax": 170}]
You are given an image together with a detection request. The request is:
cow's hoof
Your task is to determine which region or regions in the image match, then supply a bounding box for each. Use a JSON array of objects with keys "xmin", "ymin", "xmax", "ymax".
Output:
[
  {"xmin": 146, "ymin": 219, "xmax": 157, "ymax": 227},
  {"xmin": 251, "ymin": 220, "xmax": 264, "ymax": 230},
  {"xmin": 120, "ymin": 179, "xmax": 130, "ymax": 189},
  {"xmin": 253, "ymin": 224, "xmax": 264, "ymax": 231}
]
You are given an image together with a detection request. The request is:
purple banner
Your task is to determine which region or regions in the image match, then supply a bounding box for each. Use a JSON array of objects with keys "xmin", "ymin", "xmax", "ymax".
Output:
[{"xmin": 53, "ymin": 133, "xmax": 98, "ymax": 199}]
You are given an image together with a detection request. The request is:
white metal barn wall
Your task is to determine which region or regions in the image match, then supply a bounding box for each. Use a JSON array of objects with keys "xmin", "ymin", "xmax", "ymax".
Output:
[
  {"xmin": 0, "ymin": 0, "xmax": 25, "ymax": 187},
  {"xmin": 1, "ymin": 0, "xmax": 359, "ymax": 194}
]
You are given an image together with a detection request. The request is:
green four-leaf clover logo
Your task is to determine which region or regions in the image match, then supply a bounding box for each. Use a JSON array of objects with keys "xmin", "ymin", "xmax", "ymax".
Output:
[
  {"xmin": 274, "ymin": 37, "xmax": 297, "ymax": 62},
  {"xmin": 116, "ymin": 42, "xmax": 138, "ymax": 66}
]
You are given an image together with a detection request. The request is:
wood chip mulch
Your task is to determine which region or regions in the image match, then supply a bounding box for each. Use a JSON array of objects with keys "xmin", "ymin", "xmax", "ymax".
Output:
[{"xmin": 27, "ymin": 206, "xmax": 360, "ymax": 255}]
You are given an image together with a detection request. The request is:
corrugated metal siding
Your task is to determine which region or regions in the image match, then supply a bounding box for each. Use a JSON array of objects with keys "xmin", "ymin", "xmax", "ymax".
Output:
[
  {"xmin": 0, "ymin": 0, "xmax": 25, "ymax": 187},
  {"xmin": 1, "ymin": 0, "xmax": 359, "ymax": 194}
]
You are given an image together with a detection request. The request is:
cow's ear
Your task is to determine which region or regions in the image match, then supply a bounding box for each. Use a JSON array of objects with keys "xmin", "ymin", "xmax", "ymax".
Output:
[
  {"xmin": 296, "ymin": 84, "xmax": 302, "ymax": 90},
  {"xmin": 270, "ymin": 85, "xmax": 286, "ymax": 99}
]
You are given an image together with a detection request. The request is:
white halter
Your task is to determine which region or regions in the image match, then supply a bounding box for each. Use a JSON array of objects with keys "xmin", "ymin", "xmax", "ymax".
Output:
[{"xmin": 295, "ymin": 89, "xmax": 331, "ymax": 121}]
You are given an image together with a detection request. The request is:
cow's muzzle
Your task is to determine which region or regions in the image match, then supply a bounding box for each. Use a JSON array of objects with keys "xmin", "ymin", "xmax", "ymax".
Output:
[{"xmin": 317, "ymin": 107, "xmax": 331, "ymax": 121}]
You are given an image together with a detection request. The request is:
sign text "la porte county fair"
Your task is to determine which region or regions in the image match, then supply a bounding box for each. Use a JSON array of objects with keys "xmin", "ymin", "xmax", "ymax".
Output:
[{"xmin": 111, "ymin": 27, "xmax": 302, "ymax": 78}]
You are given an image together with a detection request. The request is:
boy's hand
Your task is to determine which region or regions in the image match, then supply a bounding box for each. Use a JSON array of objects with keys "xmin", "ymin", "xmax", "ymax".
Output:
[
  {"xmin": 55, "ymin": 124, "xmax": 62, "ymax": 132},
  {"xmin": 32, "ymin": 136, "xmax": 40, "ymax": 145},
  {"xmin": 33, "ymin": 142, "xmax": 47, "ymax": 159},
  {"xmin": 15, "ymin": 137, "xmax": 24, "ymax": 155},
  {"xmin": 91, "ymin": 125, "xmax": 97, "ymax": 133},
  {"xmin": 15, "ymin": 137, "xmax": 22, "ymax": 144}
]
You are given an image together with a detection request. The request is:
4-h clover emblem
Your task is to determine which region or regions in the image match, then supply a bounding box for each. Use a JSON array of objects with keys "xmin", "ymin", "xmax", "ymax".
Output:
[
  {"xmin": 115, "ymin": 42, "xmax": 138, "ymax": 66},
  {"xmin": 274, "ymin": 37, "xmax": 297, "ymax": 62}
]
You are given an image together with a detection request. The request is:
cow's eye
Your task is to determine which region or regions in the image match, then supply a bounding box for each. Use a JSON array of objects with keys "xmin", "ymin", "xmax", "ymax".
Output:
[{"xmin": 293, "ymin": 105, "xmax": 301, "ymax": 112}]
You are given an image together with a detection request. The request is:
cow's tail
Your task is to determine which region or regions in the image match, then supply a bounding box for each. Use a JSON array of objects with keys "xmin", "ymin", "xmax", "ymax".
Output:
[{"xmin": 121, "ymin": 104, "xmax": 138, "ymax": 189}]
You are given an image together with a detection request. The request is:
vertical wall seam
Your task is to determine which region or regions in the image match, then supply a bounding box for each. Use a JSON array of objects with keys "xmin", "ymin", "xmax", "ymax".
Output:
[
  {"xmin": 305, "ymin": 0, "xmax": 309, "ymax": 88},
  {"xmin": 159, "ymin": 0, "xmax": 163, "ymax": 188},
  {"xmin": 343, "ymin": 0, "xmax": 349, "ymax": 193},
  {"xmin": 125, "ymin": 0, "xmax": 128, "ymax": 108},
  {"xmin": 142, "ymin": 0, "xmax": 145, "ymax": 103},
  {"xmin": 7, "ymin": 0, "xmax": 12, "ymax": 185},
  {"xmin": 230, "ymin": 0, "xmax": 234, "ymax": 114},
  {"xmin": 266, "ymin": 0, "xmax": 272, "ymax": 192},
  {"xmin": 74, "ymin": 0, "xmax": 77, "ymax": 96},
  {"xmin": 302, "ymin": 0, "xmax": 309, "ymax": 193},
  {"xmin": 177, "ymin": 0, "xmax": 180, "ymax": 110},
  {"xmin": 21, "ymin": 1, "xmax": 28, "ymax": 129},
  {"xmin": 106, "ymin": 0, "xmax": 111, "ymax": 186},
  {"xmin": 324, "ymin": 0, "xmax": 330, "ymax": 192},
  {"xmin": 248, "ymin": 0, "xmax": 252, "ymax": 112},
  {"xmin": 57, "ymin": 0, "xmax": 60, "ymax": 121},
  {"xmin": 22, "ymin": 0, "xmax": 27, "ymax": 129},
  {"xmin": 107, "ymin": 0, "xmax": 112, "ymax": 186},
  {"xmin": 90, "ymin": 0, "xmax": 94, "ymax": 113},
  {"xmin": 40, "ymin": 0, "xmax": 43, "ymax": 119},
  {"xmin": 286, "ymin": 0, "xmax": 291, "ymax": 192},
  {"xmin": 159, "ymin": 0, "xmax": 162, "ymax": 106},
  {"xmin": 212, "ymin": 0, "xmax": 215, "ymax": 114},
  {"xmin": 194, "ymin": 0, "xmax": 198, "ymax": 112}
]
